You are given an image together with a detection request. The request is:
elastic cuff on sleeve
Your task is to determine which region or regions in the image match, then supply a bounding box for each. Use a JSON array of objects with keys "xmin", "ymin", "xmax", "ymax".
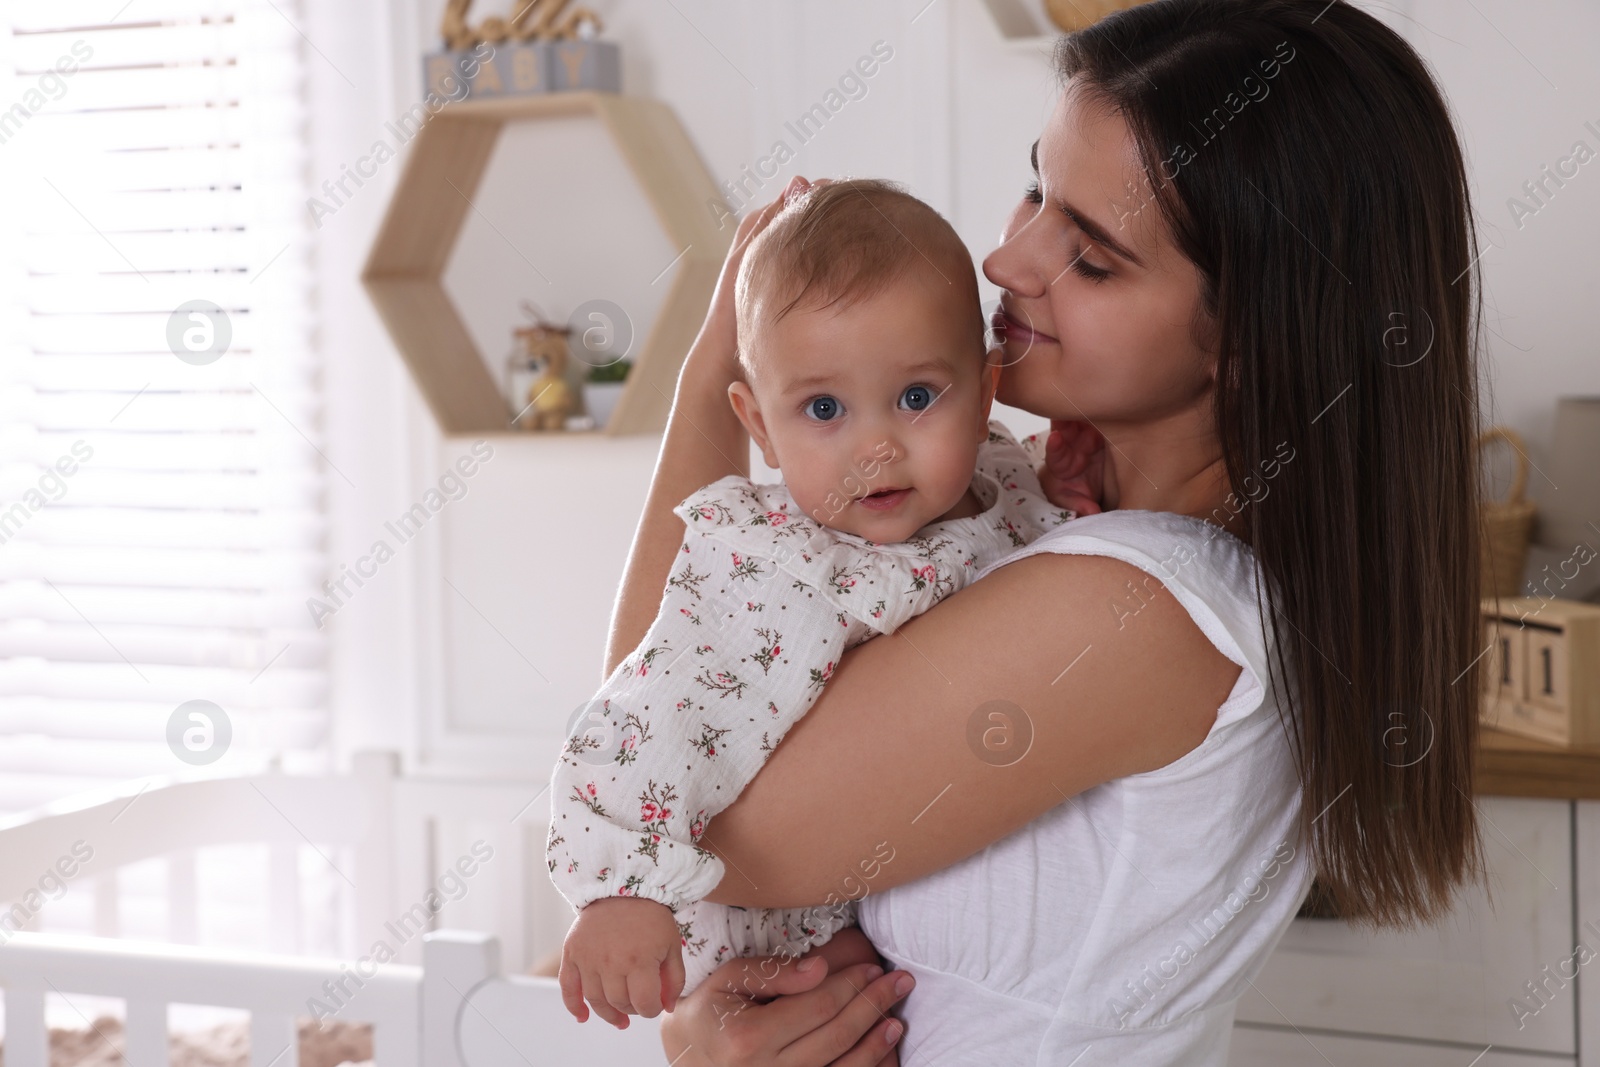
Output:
[{"xmin": 562, "ymin": 849, "xmax": 727, "ymax": 915}]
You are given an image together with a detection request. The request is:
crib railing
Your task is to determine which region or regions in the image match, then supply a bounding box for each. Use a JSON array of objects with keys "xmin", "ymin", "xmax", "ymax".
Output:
[
  {"xmin": 0, "ymin": 753, "xmax": 650, "ymax": 1064},
  {"xmin": 0, "ymin": 751, "xmax": 570, "ymax": 971},
  {"xmin": 0, "ymin": 929, "xmax": 666, "ymax": 1067},
  {"xmin": 0, "ymin": 929, "xmax": 423, "ymax": 1067}
]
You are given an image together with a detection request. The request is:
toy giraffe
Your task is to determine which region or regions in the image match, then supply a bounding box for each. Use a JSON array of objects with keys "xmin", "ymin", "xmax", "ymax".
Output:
[{"xmin": 514, "ymin": 308, "xmax": 577, "ymax": 432}]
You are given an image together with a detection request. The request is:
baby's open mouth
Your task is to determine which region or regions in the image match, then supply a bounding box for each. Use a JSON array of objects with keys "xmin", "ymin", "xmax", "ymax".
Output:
[{"xmin": 857, "ymin": 487, "xmax": 910, "ymax": 511}]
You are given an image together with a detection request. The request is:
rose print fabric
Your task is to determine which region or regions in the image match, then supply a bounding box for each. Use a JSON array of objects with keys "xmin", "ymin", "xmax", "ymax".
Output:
[{"xmin": 546, "ymin": 421, "xmax": 1073, "ymax": 994}]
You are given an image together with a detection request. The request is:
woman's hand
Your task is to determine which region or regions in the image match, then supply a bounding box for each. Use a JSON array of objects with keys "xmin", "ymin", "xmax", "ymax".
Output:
[
  {"xmin": 694, "ymin": 174, "xmax": 826, "ymax": 379},
  {"xmin": 659, "ymin": 944, "xmax": 910, "ymax": 1067},
  {"xmin": 1039, "ymin": 418, "xmax": 1106, "ymax": 515}
]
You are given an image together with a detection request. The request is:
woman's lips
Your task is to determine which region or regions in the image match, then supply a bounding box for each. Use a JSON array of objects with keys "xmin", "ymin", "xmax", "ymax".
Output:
[
  {"xmin": 993, "ymin": 307, "xmax": 1059, "ymax": 346},
  {"xmin": 856, "ymin": 488, "xmax": 911, "ymax": 511}
]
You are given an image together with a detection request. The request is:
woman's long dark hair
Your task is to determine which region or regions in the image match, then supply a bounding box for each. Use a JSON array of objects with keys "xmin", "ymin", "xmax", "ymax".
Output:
[{"xmin": 1059, "ymin": 0, "xmax": 1483, "ymax": 926}]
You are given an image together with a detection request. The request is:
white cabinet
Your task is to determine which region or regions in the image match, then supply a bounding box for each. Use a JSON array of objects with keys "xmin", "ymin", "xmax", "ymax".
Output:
[
  {"xmin": 1234, "ymin": 797, "xmax": 1598, "ymax": 1064},
  {"xmin": 1231, "ymin": 1026, "xmax": 1568, "ymax": 1066}
]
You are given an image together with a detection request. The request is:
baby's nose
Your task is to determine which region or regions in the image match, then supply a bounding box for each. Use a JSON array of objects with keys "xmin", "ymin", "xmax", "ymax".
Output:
[{"xmin": 856, "ymin": 433, "xmax": 901, "ymax": 478}]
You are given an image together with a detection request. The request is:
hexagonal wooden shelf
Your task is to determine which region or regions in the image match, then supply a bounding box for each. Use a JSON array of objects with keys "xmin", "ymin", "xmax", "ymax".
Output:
[
  {"xmin": 980, "ymin": 0, "xmax": 1152, "ymax": 41},
  {"xmin": 361, "ymin": 93, "xmax": 732, "ymax": 436}
]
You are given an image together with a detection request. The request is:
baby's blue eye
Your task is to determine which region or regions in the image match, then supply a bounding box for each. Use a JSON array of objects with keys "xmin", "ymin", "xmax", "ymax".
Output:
[
  {"xmin": 900, "ymin": 385, "xmax": 934, "ymax": 412},
  {"xmin": 804, "ymin": 396, "xmax": 841, "ymax": 421}
]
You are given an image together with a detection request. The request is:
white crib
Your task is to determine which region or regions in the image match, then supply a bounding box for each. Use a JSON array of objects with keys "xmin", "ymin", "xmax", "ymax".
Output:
[{"xmin": 0, "ymin": 753, "xmax": 667, "ymax": 1066}]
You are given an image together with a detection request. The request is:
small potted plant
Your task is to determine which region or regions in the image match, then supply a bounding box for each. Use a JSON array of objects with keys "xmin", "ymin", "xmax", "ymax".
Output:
[{"xmin": 583, "ymin": 358, "xmax": 632, "ymax": 430}]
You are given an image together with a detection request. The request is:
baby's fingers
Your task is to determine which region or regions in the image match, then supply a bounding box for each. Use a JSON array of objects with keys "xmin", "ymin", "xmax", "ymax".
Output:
[
  {"xmin": 627, "ymin": 961, "xmax": 666, "ymax": 1018},
  {"xmin": 595, "ymin": 968, "xmax": 635, "ymax": 1030},
  {"xmin": 557, "ymin": 955, "xmax": 590, "ymax": 1023},
  {"xmin": 662, "ymin": 947, "xmax": 687, "ymax": 1013}
]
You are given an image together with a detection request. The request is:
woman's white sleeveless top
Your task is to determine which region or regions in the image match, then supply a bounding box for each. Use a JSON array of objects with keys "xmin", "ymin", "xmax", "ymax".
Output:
[{"xmin": 856, "ymin": 509, "xmax": 1312, "ymax": 1065}]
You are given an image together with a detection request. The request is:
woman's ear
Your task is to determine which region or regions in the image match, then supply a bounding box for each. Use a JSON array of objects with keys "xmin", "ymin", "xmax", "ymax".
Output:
[{"xmin": 729, "ymin": 381, "xmax": 780, "ymax": 469}]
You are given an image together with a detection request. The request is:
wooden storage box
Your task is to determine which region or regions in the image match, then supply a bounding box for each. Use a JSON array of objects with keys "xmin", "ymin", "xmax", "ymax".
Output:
[{"xmin": 1480, "ymin": 596, "xmax": 1600, "ymax": 746}]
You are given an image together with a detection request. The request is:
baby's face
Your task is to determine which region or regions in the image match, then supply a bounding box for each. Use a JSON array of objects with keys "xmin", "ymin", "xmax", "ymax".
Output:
[{"xmin": 731, "ymin": 275, "xmax": 997, "ymax": 543}]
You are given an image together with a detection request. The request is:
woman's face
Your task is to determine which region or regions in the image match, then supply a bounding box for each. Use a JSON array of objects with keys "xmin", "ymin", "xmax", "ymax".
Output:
[{"xmin": 983, "ymin": 83, "xmax": 1217, "ymax": 430}]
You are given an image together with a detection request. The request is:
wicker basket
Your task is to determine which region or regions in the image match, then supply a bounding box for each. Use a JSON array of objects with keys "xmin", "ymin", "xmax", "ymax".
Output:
[{"xmin": 1479, "ymin": 426, "xmax": 1536, "ymax": 597}]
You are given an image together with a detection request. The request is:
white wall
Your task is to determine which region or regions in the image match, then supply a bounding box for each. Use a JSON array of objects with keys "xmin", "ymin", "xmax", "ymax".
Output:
[
  {"xmin": 307, "ymin": 0, "xmax": 1600, "ymax": 772},
  {"xmin": 1401, "ymin": 0, "xmax": 1600, "ymax": 532}
]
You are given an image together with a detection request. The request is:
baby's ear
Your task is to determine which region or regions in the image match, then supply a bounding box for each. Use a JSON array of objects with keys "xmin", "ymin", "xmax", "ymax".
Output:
[
  {"xmin": 976, "ymin": 355, "xmax": 1002, "ymax": 434},
  {"xmin": 728, "ymin": 381, "xmax": 779, "ymax": 469}
]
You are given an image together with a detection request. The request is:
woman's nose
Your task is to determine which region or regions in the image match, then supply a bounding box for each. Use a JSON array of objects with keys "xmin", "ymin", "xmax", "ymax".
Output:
[{"xmin": 983, "ymin": 202, "xmax": 1045, "ymax": 297}]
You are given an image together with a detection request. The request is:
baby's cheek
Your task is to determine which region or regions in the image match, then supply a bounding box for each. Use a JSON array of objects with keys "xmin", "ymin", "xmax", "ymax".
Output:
[
  {"xmin": 928, "ymin": 435, "xmax": 980, "ymax": 500},
  {"xmin": 795, "ymin": 482, "xmax": 848, "ymax": 528}
]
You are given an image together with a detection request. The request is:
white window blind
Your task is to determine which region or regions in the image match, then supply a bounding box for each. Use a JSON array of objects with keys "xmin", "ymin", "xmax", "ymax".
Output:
[{"xmin": 0, "ymin": 0, "xmax": 326, "ymax": 815}]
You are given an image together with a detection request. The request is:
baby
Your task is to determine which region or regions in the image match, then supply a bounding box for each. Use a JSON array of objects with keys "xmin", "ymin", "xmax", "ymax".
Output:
[{"xmin": 546, "ymin": 178, "xmax": 1075, "ymax": 1023}]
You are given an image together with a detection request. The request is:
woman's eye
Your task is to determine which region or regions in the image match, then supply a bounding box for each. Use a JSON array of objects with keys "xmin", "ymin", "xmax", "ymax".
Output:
[
  {"xmin": 899, "ymin": 385, "xmax": 935, "ymax": 412},
  {"xmin": 1023, "ymin": 179, "xmax": 1042, "ymax": 205},
  {"xmin": 1069, "ymin": 249, "xmax": 1112, "ymax": 284},
  {"xmin": 804, "ymin": 396, "xmax": 841, "ymax": 421}
]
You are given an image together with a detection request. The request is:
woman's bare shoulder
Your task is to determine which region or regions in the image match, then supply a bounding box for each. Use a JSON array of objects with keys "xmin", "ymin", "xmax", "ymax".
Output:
[
  {"xmin": 959, "ymin": 545, "xmax": 1231, "ymax": 662},
  {"xmin": 946, "ymin": 548, "xmax": 1238, "ymax": 770}
]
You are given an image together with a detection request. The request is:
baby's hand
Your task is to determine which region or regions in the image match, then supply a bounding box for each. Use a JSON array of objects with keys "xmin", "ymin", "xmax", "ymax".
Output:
[
  {"xmin": 1039, "ymin": 418, "xmax": 1105, "ymax": 516},
  {"xmin": 558, "ymin": 896, "xmax": 686, "ymax": 1028}
]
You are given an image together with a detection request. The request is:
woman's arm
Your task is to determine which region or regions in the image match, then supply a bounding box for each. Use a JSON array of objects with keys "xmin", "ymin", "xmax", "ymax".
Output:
[
  {"xmin": 602, "ymin": 343, "xmax": 745, "ymax": 676},
  {"xmin": 603, "ymin": 179, "xmax": 817, "ymax": 676},
  {"xmin": 700, "ymin": 548, "xmax": 1241, "ymax": 908}
]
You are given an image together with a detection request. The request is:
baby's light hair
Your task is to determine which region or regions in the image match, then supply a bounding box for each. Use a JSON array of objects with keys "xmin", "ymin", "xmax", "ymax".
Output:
[{"xmin": 733, "ymin": 178, "xmax": 984, "ymax": 378}]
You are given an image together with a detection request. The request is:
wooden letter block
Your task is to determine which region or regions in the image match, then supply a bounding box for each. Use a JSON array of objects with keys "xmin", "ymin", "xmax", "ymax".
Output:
[
  {"xmin": 472, "ymin": 42, "xmax": 554, "ymax": 97},
  {"xmin": 423, "ymin": 51, "xmax": 474, "ymax": 102},
  {"xmin": 550, "ymin": 41, "xmax": 621, "ymax": 92},
  {"xmin": 422, "ymin": 42, "xmax": 605, "ymax": 100},
  {"xmin": 507, "ymin": 42, "xmax": 551, "ymax": 94}
]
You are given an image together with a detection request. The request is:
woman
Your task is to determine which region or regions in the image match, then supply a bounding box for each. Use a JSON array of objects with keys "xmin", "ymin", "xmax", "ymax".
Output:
[{"xmin": 601, "ymin": 0, "xmax": 1484, "ymax": 1061}]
